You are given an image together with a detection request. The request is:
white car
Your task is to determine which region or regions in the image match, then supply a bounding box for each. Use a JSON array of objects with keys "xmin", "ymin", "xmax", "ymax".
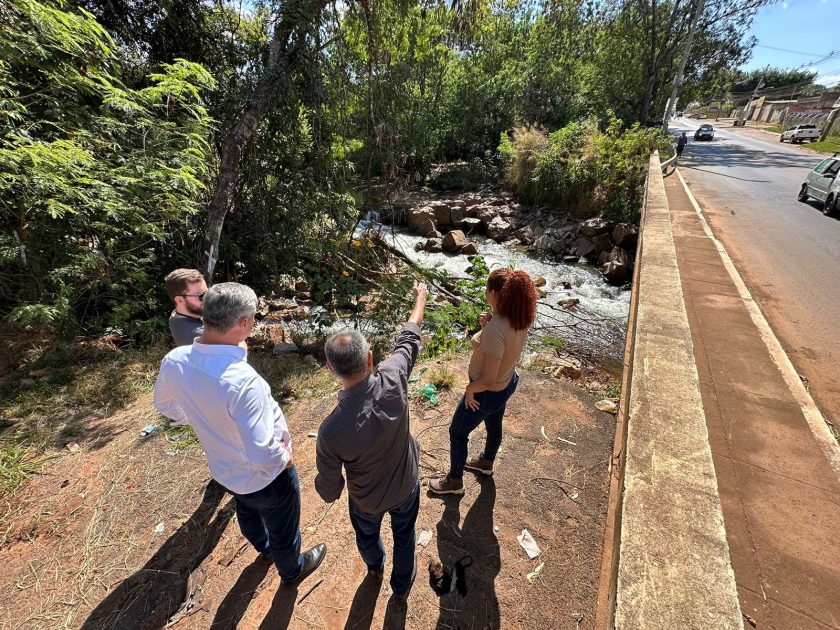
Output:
[
  {"xmin": 781, "ymin": 124, "xmax": 821, "ymax": 144},
  {"xmin": 798, "ymin": 154, "xmax": 840, "ymax": 216}
]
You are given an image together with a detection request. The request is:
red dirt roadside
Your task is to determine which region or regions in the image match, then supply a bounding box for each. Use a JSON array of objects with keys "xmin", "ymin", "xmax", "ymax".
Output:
[{"xmin": 0, "ymin": 355, "xmax": 616, "ymax": 630}]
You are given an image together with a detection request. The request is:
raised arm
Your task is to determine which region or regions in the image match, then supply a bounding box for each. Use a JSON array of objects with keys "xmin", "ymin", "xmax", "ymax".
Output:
[{"xmin": 379, "ymin": 281, "xmax": 426, "ymax": 380}]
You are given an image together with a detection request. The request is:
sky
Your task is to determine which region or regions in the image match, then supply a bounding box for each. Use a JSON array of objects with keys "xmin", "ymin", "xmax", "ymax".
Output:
[{"xmin": 740, "ymin": 0, "xmax": 840, "ymax": 87}]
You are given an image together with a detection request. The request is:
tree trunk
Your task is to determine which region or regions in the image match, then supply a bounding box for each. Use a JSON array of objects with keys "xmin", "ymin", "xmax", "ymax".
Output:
[
  {"xmin": 637, "ymin": 0, "xmax": 658, "ymax": 123},
  {"xmin": 200, "ymin": 0, "xmax": 326, "ymax": 280}
]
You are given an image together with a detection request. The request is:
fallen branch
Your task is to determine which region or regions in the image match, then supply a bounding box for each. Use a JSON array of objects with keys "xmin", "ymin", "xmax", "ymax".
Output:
[
  {"xmin": 297, "ymin": 578, "xmax": 324, "ymax": 604},
  {"xmin": 415, "ymin": 422, "xmax": 451, "ymax": 440},
  {"xmin": 531, "ymin": 477, "xmax": 582, "ymax": 503}
]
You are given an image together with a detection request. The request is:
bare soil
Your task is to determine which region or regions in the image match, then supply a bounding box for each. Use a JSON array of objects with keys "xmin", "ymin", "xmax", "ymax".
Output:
[{"xmin": 0, "ymin": 355, "xmax": 616, "ymax": 630}]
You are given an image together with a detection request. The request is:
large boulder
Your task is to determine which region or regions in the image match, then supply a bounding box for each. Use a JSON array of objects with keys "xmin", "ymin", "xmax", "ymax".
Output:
[
  {"xmin": 442, "ymin": 230, "xmax": 467, "ymax": 253},
  {"xmin": 573, "ymin": 236, "xmax": 595, "ymax": 258},
  {"xmin": 460, "ymin": 194, "xmax": 482, "ymax": 209},
  {"xmin": 580, "ymin": 217, "xmax": 613, "ymax": 237},
  {"xmin": 423, "ymin": 238, "xmax": 443, "ymax": 253},
  {"xmin": 475, "ymin": 205, "xmax": 498, "ymax": 224},
  {"xmin": 612, "ymin": 222, "xmax": 639, "ymax": 248},
  {"xmin": 460, "ymin": 217, "xmax": 484, "ymax": 234},
  {"xmin": 460, "ymin": 242, "xmax": 478, "ymax": 255},
  {"xmin": 534, "ymin": 233, "xmax": 566, "ymax": 255},
  {"xmin": 487, "ymin": 216, "xmax": 514, "ymax": 241},
  {"xmin": 602, "ymin": 246, "xmax": 630, "ymax": 285},
  {"xmin": 592, "ymin": 232, "xmax": 613, "ymax": 254},
  {"xmin": 450, "ymin": 206, "xmax": 465, "ymax": 226},
  {"xmin": 431, "ymin": 201, "xmax": 452, "ymax": 227},
  {"xmin": 513, "ymin": 225, "xmax": 535, "ymax": 245},
  {"xmin": 407, "ymin": 206, "xmax": 437, "ymax": 234}
]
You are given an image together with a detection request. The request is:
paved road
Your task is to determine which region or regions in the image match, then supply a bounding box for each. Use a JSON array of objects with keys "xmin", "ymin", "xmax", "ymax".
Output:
[{"xmin": 670, "ymin": 117, "xmax": 840, "ymax": 431}]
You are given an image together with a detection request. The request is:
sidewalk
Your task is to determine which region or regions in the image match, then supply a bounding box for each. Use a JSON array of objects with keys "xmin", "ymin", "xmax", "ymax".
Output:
[{"xmin": 664, "ymin": 170, "xmax": 840, "ymax": 630}]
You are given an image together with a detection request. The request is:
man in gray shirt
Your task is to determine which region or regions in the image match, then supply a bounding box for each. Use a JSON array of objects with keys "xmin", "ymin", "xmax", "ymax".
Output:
[
  {"xmin": 315, "ymin": 281, "xmax": 427, "ymax": 602},
  {"xmin": 164, "ymin": 268, "xmax": 207, "ymax": 346}
]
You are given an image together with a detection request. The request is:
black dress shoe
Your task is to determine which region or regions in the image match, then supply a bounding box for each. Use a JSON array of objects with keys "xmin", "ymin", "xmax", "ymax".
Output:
[{"xmin": 282, "ymin": 543, "xmax": 327, "ymax": 585}]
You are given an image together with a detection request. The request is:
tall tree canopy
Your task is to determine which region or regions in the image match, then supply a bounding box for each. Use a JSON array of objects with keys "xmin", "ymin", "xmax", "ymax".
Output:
[{"xmin": 1, "ymin": 0, "xmax": 769, "ymax": 335}]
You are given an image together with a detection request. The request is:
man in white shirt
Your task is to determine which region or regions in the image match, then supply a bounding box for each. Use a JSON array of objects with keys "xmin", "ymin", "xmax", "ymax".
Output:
[{"xmin": 154, "ymin": 282, "xmax": 326, "ymax": 584}]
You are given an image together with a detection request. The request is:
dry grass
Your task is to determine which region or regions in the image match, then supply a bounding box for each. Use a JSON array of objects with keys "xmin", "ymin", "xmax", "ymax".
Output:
[
  {"xmin": 425, "ymin": 363, "xmax": 457, "ymax": 390},
  {"xmin": 0, "ymin": 338, "xmax": 342, "ymax": 496}
]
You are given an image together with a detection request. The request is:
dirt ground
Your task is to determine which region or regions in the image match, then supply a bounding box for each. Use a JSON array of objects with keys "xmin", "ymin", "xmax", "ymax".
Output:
[{"xmin": 0, "ymin": 354, "xmax": 616, "ymax": 630}]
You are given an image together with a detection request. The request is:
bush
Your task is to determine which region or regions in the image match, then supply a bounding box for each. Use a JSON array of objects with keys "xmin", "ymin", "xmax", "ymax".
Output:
[
  {"xmin": 499, "ymin": 114, "xmax": 670, "ymax": 222},
  {"xmin": 426, "ymin": 364, "xmax": 456, "ymax": 390},
  {"xmin": 423, "ymin": 255, "xmax": 490, "ymax": 357},
  {"xmin": 0, "ymin": 0, "xmax": 214, "ymax": 337}
]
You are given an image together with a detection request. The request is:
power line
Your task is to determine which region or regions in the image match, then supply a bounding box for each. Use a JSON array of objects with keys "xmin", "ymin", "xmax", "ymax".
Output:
[{"xmin": 755, "ymin": 44, "xmax": 828, "ymax": 57}]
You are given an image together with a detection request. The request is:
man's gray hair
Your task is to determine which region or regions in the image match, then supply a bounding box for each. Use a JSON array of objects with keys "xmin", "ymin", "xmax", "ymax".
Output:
[
  {"xmin": 201, "ymin": 282, "xmax": 257, "ymax": 332},
  {"xmin": 325, "ymin": 329, "xmax": 370, "ymax": 377}
]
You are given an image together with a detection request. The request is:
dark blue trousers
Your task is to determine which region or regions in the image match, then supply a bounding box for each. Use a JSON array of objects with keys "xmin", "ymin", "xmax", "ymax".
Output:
[
  {"xmin": 231, "ymin": 466, "xmax": 305, "ymax": 581},
  {"xmin": 348, "ymin": 482, "xmax": 420, "ymax": 595},
  {"xmin": 449, "ymin": 372, "xmax": 519, "ymax": 479}
]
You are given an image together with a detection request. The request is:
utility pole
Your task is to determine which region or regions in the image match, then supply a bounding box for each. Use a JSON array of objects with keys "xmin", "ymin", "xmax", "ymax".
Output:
[
  {"xmin": 737, "ymin": 76, "xmax": 765, "ymax": 127},
  {"xmin": 662, "ymin": 0, "xmax": 705, "ymax": 132}
]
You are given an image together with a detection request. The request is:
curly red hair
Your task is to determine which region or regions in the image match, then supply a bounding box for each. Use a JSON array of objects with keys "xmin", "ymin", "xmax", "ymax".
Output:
[{"xmin": 487, "ymin": 269, "xmax": 537, "ymax": 331}]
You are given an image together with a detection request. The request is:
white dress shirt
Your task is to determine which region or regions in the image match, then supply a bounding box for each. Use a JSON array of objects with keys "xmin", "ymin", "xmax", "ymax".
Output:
[{"xmin": 153, "ymin": 340, "xmax": 292, "ymax": 494}]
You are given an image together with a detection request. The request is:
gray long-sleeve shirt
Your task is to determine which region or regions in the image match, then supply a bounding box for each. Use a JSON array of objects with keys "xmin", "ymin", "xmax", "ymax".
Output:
[{"xmin": 315, "ymin": 323, "xmax": 421, "ymax": 515}]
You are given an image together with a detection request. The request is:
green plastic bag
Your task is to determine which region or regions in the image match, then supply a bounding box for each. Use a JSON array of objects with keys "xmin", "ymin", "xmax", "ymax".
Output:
[{"xmin": 419, "ymin": 383, "xmax": 438, "ymax": 405}]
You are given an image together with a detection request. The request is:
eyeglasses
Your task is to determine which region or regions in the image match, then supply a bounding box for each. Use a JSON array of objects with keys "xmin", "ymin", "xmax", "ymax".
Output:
[{"xmin": 180, "ymin": 292, "xmax": 206, "ymax": 301}]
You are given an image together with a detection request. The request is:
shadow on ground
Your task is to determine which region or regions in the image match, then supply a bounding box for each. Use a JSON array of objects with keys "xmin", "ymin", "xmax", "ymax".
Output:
[
  {"xmin": 432, "ymin": 476, "xmax": 500, "ymax": 630},
  {"xmin": 80, "ymin": 481, "xmax": 231, "ymax": 629}
]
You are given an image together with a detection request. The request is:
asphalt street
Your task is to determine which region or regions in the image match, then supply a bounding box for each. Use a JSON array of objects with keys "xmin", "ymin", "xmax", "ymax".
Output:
[{"xmin": 670, "ymin": 118, "xmax": 840, "ymax": 430}]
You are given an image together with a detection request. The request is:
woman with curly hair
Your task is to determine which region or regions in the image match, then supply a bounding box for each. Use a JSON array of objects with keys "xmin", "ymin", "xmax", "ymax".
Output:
[{"xmin": 429, "ymin": 268, "xmax": 538, "ymax": 495}]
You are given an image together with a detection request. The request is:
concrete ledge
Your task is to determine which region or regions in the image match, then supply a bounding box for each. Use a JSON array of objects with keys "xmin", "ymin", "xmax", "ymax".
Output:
[{"xmin": 614, "ymin": 154, "xmax": 743, "ymax": 629}]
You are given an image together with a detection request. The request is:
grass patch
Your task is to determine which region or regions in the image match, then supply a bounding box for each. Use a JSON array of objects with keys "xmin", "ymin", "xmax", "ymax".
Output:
[
  {"xmin": 426, "ymin": 363, "xmax": 457, "ymax": 390},
  {"xmin": 0, "ymin": 328, "xmax": 342, "ymax": 491},
  {"xmin": 161, "ymin": 420, "xmax": 201, "ymax": 451},
  {"xmin": 765, "ymin": 126, "xmax": 782, "ymax": 134},
  {"xmin": 1, "ymin": 343, "xmax": 166, "ymax": 452},
  {"xmin": 803, "ymin": 138, "xmax": 840, "ymax": 154},
  {"xmin": 0, "ymin": 445, "xmax": 48, "ymax": 494},
  {"xmin": 249, "ymin": 354, "xmax": 339, "ymax": 403}
]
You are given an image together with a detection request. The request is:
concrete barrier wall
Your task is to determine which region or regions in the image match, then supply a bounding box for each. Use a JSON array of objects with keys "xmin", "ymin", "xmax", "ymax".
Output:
[{"xmin": 608, "ymin": 153, "xmax": 743, "ymax": 629}]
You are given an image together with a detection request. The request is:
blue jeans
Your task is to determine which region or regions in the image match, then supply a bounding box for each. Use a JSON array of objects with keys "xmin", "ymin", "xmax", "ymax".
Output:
[
  {"xmin": 449, "ymin": 372, "xmax": 519, "ymax": 479},
  {"xmin": 348, "ymin": 482, "xmax": 420, "ymax": 595},
  {"xmin": 231, "ymin": 466, "xmax": 305, "ymax": 581}
]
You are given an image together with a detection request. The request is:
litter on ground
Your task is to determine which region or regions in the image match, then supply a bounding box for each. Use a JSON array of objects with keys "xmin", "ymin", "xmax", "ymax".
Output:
[{"xmin": 517, "ymin": 529, "xmax": 542, "ymax": 559}]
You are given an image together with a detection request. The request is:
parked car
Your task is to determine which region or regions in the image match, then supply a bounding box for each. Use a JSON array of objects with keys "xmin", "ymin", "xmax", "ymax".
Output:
[
  {"xmin": 781, "ymin": 124, "xmax": 821, "ymax": 144},
  {"xmin": 694, "ymin": 124, "xmax": 715, "ymax": 141},
  {"xmin": 798, "ymin": 153, "xmax": 840, "ymax": 216}
]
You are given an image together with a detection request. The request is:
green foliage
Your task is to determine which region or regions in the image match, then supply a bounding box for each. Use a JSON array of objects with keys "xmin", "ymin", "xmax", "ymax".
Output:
[
  {"xmin": 0, "ymin": 0, "xmax": 215, "ymax": 336},
  {"xmin": 424, "ymin": 255, "xmax": 489, "ymax": 357},
  {"xmin": 0, "ymin": 0, "xmax": 766, "ymax": 343},
  {"xmin": 0, "ymin": 444, "xmax": 47, "ymax": 494},
  {"xmin": 540, "ymin": 335, "xmax": 566, "ymax": 351},
  {"xmin": 501, "ymin": 115, "xmax": 670, "ymax": 222}
]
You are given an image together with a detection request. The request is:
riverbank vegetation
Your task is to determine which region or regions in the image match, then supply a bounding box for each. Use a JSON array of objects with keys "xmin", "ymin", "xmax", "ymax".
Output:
[{"xmin": 1, "ymin": 0, "xmax": 770, "ymax": 338}]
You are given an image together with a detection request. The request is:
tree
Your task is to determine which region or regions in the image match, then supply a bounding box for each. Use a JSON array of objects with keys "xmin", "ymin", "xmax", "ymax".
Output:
[
  {"xmin": 0, "ymin": 0, "xmax": 214, "ymax": 333},
  {"xmin": 595, "ymin": 0, "xmax": 772, "ymax": 124}
]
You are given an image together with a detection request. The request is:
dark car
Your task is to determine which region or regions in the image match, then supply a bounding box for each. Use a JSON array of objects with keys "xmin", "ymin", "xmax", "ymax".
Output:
[{"xmin": 694, "ymin": 124, "xmax": 715, "ymax": 141}]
